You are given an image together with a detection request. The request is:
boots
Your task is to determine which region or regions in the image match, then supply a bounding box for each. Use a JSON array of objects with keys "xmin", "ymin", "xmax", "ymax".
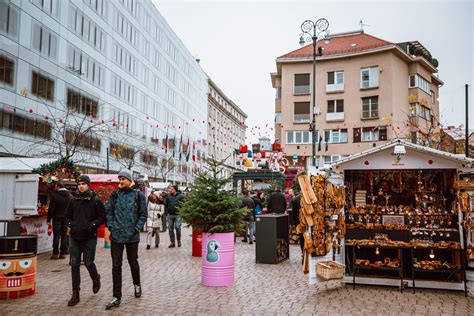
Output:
[
  {"xmin": 67, "ymin": 292, "xmax": 80, "ymax": 306},
  {"xmin": 92, "ymin": 274, "xmax": 101, "ymax": 294}
]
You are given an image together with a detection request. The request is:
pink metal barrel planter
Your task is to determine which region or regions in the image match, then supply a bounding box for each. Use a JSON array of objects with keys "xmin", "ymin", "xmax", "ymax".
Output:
[{"xmin": 201, "ymin": 232, "xmax": 234, "ymax": 286}]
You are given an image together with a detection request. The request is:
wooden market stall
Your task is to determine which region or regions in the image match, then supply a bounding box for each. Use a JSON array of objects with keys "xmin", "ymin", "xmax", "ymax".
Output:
[
  {"xmin": 332, "ymin": 139, "xmax": 474, "ymax": 295},
  {"xmin": 0, "ymin": 158, "xmax": 55, "ymax": 253}
]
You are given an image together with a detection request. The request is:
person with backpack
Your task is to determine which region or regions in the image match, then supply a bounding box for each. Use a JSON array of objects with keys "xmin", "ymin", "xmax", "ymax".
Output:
[
  {"xmin": 48, "ymin": 181, "xmax": 73, "ymax": 259},
  {"xmin": 64, "ymin": 175, "xmax": 105, "ymax": 307},
  {"xmin": 105, "ymin": 170, "xmax": 147, "ymax": 310}
]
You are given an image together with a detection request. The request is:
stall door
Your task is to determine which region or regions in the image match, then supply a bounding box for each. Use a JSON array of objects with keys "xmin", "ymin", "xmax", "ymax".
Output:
[{"xmin": 14, "ymin": 174, "xmax": 39, "ymax": 215}]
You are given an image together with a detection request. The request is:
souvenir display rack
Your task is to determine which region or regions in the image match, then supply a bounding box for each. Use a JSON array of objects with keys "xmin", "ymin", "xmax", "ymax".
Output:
[
  {"xmin": 343, "ymin": 169, "xmax": 467, "ymax": 295},
  {"xmin": 347, "ymin": 244, "xmax": 404, "ymax": 292},
  {"xmin": 455, "ymin": 175, "xmax": 474, "ymax": 267},
  {"xmin": 296, "ymin": 172, "xmax": 346, "ymax": 273}
]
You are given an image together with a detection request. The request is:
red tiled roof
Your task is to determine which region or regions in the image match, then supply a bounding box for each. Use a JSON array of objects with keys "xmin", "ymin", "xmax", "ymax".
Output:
[{"xmin": 278, "ymin": 31, "xmax": 393, "ymax": 59}]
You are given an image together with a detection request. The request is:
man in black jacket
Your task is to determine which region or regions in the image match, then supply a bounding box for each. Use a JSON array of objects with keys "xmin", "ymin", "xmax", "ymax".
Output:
[
  {"xmin": 290, "ymin": 192, "xmax": 304, "ymax": 254},
  {"xmin": 48, "ymin": 181, "xmax": 72, "ymax": 259},
  {"xmin": 65, "ymin": 175, "xmax": 106, "ymax": 307},
  {"xmin": 165, "ymin": 185, "xmax": 184, "ymax": 248},
  {"xmin": 241, "ymin": 190, "xmax": 256, "ymax": 244},
  {"xmin": 267, "ymin": 186, "xmax": 287, "ymax": 214}
]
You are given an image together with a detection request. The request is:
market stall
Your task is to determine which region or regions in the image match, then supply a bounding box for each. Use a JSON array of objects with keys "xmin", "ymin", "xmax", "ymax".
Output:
[
  {"xmin": 0, "ymin": 158, "xmax": 55, "ymax": 253},
  {"xmin": 455, "ymin": 171, "xmax": 474, "ymax": 268},
  {"xmin": 332, "ymin": 139, "xmax": 474, "ymax": 295}
]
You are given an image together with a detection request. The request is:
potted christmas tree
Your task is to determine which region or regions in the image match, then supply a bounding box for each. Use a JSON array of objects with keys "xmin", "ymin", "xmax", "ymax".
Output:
[{"xmin": 179, "ymin": 158, "xmax": 247, "ymax": 286}]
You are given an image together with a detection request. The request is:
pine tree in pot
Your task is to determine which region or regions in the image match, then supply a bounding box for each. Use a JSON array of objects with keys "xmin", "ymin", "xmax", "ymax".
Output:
[{"xmin": 179, "ymin": 158, "xmax": 247, "ymax": 286}]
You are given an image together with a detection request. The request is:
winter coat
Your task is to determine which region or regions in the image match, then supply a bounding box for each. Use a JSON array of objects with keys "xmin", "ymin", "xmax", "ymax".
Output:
[
  {"xmin": 106, "ymin": 187, "xmax": 147, "ymax": 243},
  {"xmin": 267, "ymin": 191, "xmax": 287, "ymax": 214},
  {"xmin": 48, "ymin": 188, "xmax": 72, "ymax": 222},
  {"xmin": 165, "ymin": 193, "xmax": 184, "ymax": 215},
  {"xmin": 147, "ymin": 202, "xmax": 164, "ymax": 229},
  {"xmin": 65, "ymin": 190, "xmax": 106, "ymax": 241},
  {"xmin": 242, "ymin": 196, "xmax": 256, "ymax": 221},
  {"xmin": 290, "ymin": 194, "xmax": 301, "ymax": 226}
]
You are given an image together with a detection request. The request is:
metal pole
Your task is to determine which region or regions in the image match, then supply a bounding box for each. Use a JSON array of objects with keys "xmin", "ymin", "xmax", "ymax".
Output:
[
  {"xmin": 465, "ymin": 84, "xmax": 469, "ymax": 158},
  {"xmin": 312, "ymin": 34, "xmax": 317, "ymax": 167},
  {"xmin": 106, "ymin": 147, "xmax": 109, "ymax": 173}
]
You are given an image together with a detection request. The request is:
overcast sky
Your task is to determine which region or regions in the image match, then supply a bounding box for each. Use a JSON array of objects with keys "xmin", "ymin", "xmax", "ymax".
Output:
[{"xmin": 155, "ymin": 0, "xmax": 473, "ymax": 144}]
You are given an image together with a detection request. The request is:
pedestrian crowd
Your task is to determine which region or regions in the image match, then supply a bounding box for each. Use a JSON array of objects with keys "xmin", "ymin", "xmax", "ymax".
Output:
[
  {"xmin": 49, "ymin": 170, "xmax": 184, "ymax": 310},
  {"xmin": 48, "ymin": 171, "xmax": 300, "ymax": 310}
]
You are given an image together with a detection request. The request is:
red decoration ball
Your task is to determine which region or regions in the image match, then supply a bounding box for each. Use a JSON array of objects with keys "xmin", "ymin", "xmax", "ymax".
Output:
[
  {"xmin": 428, "ymin": 160, "xmax": 433, "ymax": 165},
  {"xmin": 29, "ymin": 109, "xmax": 33, "ymax": 113},
  {"xmin": 364, "ymin": 160, "xmax": 370, "ymax": 165}
]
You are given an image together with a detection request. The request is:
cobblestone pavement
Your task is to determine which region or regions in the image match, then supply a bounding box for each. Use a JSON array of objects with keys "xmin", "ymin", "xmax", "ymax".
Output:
[{"xmin": 1, "ymin": 227, "xmax": 473, "ymax": 315}]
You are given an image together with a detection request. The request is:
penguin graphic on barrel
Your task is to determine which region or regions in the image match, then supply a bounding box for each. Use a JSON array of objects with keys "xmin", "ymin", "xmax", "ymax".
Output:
[{"xmin": 206, "ymin": 239, "xmax": 220, "ymax": 263}]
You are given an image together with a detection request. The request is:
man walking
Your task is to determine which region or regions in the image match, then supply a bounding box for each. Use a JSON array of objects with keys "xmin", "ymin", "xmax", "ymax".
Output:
[
  {"xmin": 267, "ymin": 186, "xmax": 287, "ymax": 214},
  {"xmin": 165, "ymin": 185, "xmax": 184, "ymax": 248},
  {"xmin": 105, "ymin": 170, "xmax": 147, "ymax": 310},
  {"xmin": 65, "ymin": 175, "xmax": 105, "ymax": 307},
  {"xmin": 48, "ymin": 181, "xmax": 72, "ymax": 259},
  {"xmin": 241, "ymin": 190, "xmax": 256, "ymax": 244}
]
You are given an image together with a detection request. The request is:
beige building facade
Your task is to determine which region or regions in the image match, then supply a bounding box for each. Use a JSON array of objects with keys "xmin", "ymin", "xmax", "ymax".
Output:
[
  {"xmin": 271, "ymin": 31, "xmax": 443, "ymax": 167},
  {"xmin": 208, "ymin": 78, "xmax": 247, "ymax": 179}
]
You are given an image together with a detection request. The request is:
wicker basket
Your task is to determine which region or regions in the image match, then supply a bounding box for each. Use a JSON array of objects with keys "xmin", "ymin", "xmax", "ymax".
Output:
[{"xmin": 316, "ymin": 261, "xmax": 345, "ymax": 281}]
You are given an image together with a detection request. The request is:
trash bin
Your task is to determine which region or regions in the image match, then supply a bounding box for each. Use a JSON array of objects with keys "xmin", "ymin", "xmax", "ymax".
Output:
[
  {"xmin": 255, "ymin": 214, "xmax": 289, "ymax": 264},
  {"xmin": 0, "ymin": 235, "xmax": 38, "ymax": 300},
  {"xmin": 192, "ymin": 228, "xmax": 203, "ymax": 257}
]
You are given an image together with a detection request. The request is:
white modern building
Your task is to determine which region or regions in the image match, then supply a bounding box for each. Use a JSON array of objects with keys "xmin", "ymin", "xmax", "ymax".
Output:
[
  {"xmin": 0, "ymin": 0, "xmax": 208, "ymax": 184},
  {"xmin": 207, "ymin": 78, "xmax": 247, "ymax": 182}
]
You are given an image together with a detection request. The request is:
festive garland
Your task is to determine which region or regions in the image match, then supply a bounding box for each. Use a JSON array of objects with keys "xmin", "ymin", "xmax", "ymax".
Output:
[{"xmin": 32, "ymin": 157, "xmax": 80, "ymax": 182}]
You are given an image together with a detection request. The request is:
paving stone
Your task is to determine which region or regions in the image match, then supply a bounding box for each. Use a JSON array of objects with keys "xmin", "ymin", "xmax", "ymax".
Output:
[{"xmin": 0, "ymin": 226, "xmax": 472, "ymax": 314}]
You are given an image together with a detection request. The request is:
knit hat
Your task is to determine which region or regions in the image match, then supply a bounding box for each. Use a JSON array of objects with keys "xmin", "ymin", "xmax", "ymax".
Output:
[
  {"xmin": 76, "ymin": 174, "xmax": 91, "ymax": 186},
  {"xmin": 118, "ymin": 169, "xmax": 133, "ymax": 182}
]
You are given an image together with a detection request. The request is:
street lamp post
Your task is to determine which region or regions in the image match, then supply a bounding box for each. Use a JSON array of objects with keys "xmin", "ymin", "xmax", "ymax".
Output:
[{"xmin": 299, "ymin": 19, "xmax": 330, "ymax": 168}]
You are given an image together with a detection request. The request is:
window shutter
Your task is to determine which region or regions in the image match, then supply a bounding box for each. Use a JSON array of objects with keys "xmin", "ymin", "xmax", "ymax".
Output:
[
  {"xmin": 353, "ymin": 128, "xmax": 361, "ymax": 143},
  {"xmin": 370, "ymin": 67, "xmax": 379, "ymax": 87},
  {"xmin": 14, "ymin": 174, "xmax": 40, "ymax": 216}
]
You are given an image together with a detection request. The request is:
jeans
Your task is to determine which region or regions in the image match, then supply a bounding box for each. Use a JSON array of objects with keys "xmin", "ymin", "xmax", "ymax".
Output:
[
  {"xmin": 243, "ymin": 221, "xmax": 255, "ymax": 241},
  {"xmin": 161, "ymin": 214, "xmax": 167, "ymax": 232},
  {"xmin": 52, "ymin": 219, "xmax": 68, "ymax": 255},
  {"xmin": 111, "ymin": 241, "xmax": 140, "ymax": 299},
  {"xmin": 167, "ymin": 215, "xmax": 181, "ymax": 244},
  {"xmin": 70, "ymin": 238, "xmax": 99, "ymax": 292},
  {"xmin": 248, "ymin": 221, "xmax": 255, "ymax": 241},
  {"xmin": 146, "ymin": 227, "xmax": 160, "ymax": 247}
]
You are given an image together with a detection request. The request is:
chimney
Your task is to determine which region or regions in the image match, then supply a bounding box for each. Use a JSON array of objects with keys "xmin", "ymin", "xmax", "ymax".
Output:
[{"xmin": 196, "ymin": 58, "xmax": 200, "ymax": 63}]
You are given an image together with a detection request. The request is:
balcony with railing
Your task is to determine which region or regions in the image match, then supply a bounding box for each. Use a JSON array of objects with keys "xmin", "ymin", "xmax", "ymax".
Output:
[
  {"xmin": 326, "ymin": 83, "xmax": 344, "ymax": 93},
  {"xmin": 294, "ymin": 85, "xmax": 310, "ymax": 95},
  {"xmin": 293, "ymin": 113, "xmax": 311, "ymax": 123},
  {"xmin": 326, "ymin": 112, "xmax": 344, "ymax": 122},
  {"xmin": 360, "ymin": 109, "xmax": 379, "ymax": 119}
]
